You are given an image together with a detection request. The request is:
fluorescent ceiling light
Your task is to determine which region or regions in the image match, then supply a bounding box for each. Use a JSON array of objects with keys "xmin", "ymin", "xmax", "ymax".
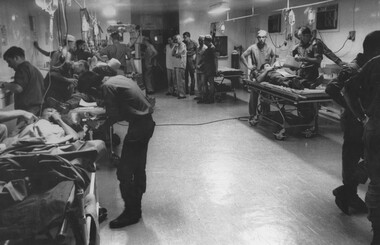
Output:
[
  {"xmin": 103, "ymin": 6, "xmax": 116, "ymax": 17},
  {"xmin": 208, "ymin": 2, "xmax": 230, "ymax": 15}
]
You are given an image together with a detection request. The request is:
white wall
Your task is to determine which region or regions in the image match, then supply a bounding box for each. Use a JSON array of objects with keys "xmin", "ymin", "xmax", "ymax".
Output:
[
  {"xmin": 179, "ymin": 0, "xmax": 380, "ymax": 70},
  {"xmin": 0, "ymin": 0, "xmax": 50, "ymax": 81}
]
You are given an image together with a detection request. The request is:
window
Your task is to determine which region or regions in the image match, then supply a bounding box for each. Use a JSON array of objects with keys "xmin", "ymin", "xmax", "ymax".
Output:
[
  {"xmin": 268, "ymin": 14, "xmax": 282, "ymax": 33},
  {"xmin": 316, "ymin": 4, "xmax": 338, "ymax": 30}
]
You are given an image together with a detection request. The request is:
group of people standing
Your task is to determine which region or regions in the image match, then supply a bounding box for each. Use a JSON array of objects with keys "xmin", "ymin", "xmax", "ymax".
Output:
[
  {"xmin": 165, "ymin": 32, "xmax": 218, "ymax": 104},
  {"xmin": 240, "ymin": 25, "xmax": 380, "ymax": 244}
]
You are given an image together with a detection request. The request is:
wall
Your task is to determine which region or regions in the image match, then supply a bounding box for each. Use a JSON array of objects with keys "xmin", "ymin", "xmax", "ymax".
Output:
[
  {"xmin": 0, "ymin": 0, "xmax": 50, "ymax": 81},
  {"xmin": 179, "ymin": 0, "xmax": 380, "ymax": 71}
]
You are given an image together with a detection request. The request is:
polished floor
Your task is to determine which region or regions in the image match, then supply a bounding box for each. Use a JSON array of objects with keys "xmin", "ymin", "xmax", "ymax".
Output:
[{"xmin": 97, "ymin": 89, "xmax": 372, "ymax": 245}]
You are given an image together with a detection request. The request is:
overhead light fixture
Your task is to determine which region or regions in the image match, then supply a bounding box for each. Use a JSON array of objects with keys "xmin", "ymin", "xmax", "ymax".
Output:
[
  {"xmin": 208, "ymin": 2, "xmax": 230, "ymax": 15},
  {"xmin": 103, "ymin": 5, "xmax": 116, "ymax": 17}
]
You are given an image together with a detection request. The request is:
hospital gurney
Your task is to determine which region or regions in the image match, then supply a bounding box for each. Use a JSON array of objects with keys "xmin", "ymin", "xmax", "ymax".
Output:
[
  {"xmin": 0, "ymin": 140, "xmax": 104, "ymax": 244},
  {"xmin": 245, "ymin": 80, "xmax": 332, "ymax": 140},
  {"xmin": 214, "ymin": 67, "xmax": 244, "ymax": 102}
]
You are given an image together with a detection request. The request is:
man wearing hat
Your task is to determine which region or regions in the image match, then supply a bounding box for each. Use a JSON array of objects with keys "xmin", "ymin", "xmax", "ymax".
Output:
[{"xmin": 241, "ymin": 29, "xmax": 275, "ymax": 124}]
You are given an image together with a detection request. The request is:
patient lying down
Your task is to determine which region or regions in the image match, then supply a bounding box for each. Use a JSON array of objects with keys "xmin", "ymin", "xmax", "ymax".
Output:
[
  {"xmin": 4, "ymin": 108, "xmax": 80, "ymax": 148},
  {"xmin": 251, "ymin": 63, "xmax": 324, "ymax": 90}
]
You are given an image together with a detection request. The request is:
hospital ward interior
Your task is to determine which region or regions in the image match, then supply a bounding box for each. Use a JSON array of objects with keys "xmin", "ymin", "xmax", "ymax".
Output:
[{"xmin": 1, "ymin": 0, "xmax": 380, "ymax": 244}]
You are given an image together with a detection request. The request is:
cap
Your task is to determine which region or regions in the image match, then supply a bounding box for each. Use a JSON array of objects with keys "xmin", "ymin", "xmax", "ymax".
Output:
[
  {"xmin": 107, "ymin": 58, "xmax": 121, "ymax": 71},
  {"xmin": 66, "ymin": 34, "xmax": 76, "ymax": 42},
  {"xmin": 204, "ymin": 35, "xmax": 212, "ymax": 41},
  {"xmin": 257, "ymin": 30, "xmax": 267, "ymax": 37}
]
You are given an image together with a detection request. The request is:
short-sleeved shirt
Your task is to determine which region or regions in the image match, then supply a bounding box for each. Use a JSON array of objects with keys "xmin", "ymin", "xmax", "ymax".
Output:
[
  {"xmin": 292, "ymin": 41, "xmax": 323, "ymax": 80},
  {"xmin": 99, "ymin": 43, "xmax": 132, "ymax": 68},
  {"xmin": 196, "ymin": 44, "xmax": 207, "ymax": 73},
  {"xmin": 13, "ymin": 61, "xmax": 45, "ymax": 115},
  {"xmin": 242, "ymin": 43, "xmax": 275, "ymax": 70},
  {"xmin": 185, "ymin": 39, "xmax": 198, "ymax": 58},
  {"xmin": 102, "ymin": 75, "xmax": 153, "ymax": 123},
  {"xmin": 165, "ymin": 44, "xmax": 175, "ymax": 70},
  {"xmin": 172, "ymin": 42, "xmax": 187, "ymax": 69},
  {"xmin": 143, "ymin": 43, "xmax": 157, "ymax": 68},
  {"xmin": 202, "ymin": 44, "xmax": 218, "ymax": 76}
]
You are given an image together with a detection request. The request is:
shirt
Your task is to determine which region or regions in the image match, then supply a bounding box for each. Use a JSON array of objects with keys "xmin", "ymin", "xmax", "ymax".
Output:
[
  {"xmin": 185, "ymin": 39, "xmax": 198, "ymax": 57},
  {"xmin": 102, "ymin": 75, "xmax": 153, "ymax": 123},
  {"xmin": 172, "ymin": 42, "xmax": 187, "ymax": 69},
  {"xmin": 13, "ymin": 61, "xmax": 45, "ymax": 114},
  {"xmin": 292, "ymin": 41, "xmax": 323, "ymax": 80},
  {"xmin": 201, "ymin": 44, "xmax": 218, "ymax": 76},
  {"xmin": 99, "ymin": 43, "xmax": 132, "ymax": 68},
  {"xmin": 165, "ymin": 44, "xmax": 175, "ymax": 70},
  {"xmin": 345, "ymin": 55, "xmax": 380, "ymax": 127},
  {"xmin": 242, "ymin": 43, "xmax": 275, "ymax": 70},
  {"xmin": 196, "ymin": 44, "xmax": 207, "ymax": 73}
]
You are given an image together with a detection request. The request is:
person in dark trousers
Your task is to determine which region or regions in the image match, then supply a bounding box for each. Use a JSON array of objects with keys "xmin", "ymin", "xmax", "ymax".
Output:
[
  {"xmin": 344, "ymin": 30, "xmax": 380, "ymax": 245},
  {"xmin": 183, "ymin": 32, "xmax": 197, "ymax": 95},
  {"xmin": 198, "ymin": 35, "xmax": 217, "ymax": 104},
  {"xmin": 326, "ymin": 31, "xmax": 380, "ymax": 215},
  {"xmin": 77, "ymin": 71, "xmax": 155, "ymax": 228}
]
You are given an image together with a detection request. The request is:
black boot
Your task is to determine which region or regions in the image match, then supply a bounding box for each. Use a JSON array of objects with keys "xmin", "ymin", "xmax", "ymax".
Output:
[
  {"xmin": 333, "ymin": 185, "xmax": 350, "ymax": 215},
  {"xmin": 109, "ymin": 209, "xmax": 141, "ymax": 229}
]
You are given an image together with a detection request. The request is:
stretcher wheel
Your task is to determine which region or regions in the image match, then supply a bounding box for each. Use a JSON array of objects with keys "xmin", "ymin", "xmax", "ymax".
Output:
[{"xmin": 273, "ymin": 129, "xmax": 286, "ymax": 140}]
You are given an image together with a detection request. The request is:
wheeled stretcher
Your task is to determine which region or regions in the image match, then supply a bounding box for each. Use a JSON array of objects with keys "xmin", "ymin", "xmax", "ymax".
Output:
[
  {"xmin": 214, "ymin": 67, "xmax": 244, "ymax": 102},
  {"xmin": 245, "ymin": 80, "xmax": 332, "ymax": 140},
  {"xmin": 0, "ymin": 140, "xmax": 105, "ymax": 245}
]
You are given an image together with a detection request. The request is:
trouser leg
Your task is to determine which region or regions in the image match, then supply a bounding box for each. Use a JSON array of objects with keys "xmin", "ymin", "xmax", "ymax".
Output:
[
  {"xmin": 167, "ymin": 69, "xmax": 175, "ymax": 94},
  {"xmin": 144, "ymin": 66, "xmax": 154, "ymax": 93},
  {"xmin": 342, "ymin": 110, "xmax": 364, "ymax": 193},
  {"xmin": 175, "ymin": 68, "xmax": 186, "ymax": 97},
  {"xmin": 196, "ymin": 73, "xmax": 204, "ymax": 98},
  {"xmin": 189, "ymin": 69, "xmax": 195, "ymax": 93},
  {"xmin": 184, "ymin": 66, "xmax": 190, "ymax": 94},
  {"xmin": 249, "ymin": 89, "xmax": 259, "ymax": 117}
]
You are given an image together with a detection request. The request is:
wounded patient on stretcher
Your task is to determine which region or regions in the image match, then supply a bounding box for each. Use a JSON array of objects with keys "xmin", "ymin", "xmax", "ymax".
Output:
[
  {"xmin": 3, "ymin": 108, "xmax": 81, "ymax": 148},
  {"xmin": 251, "ymin": 63, "xmax": 324, "ymax": 90}
]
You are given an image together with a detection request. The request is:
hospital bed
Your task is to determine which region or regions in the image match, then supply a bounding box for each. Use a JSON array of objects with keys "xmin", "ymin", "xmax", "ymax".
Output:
[
  {"xmin": 245, "ymin": 80, "xmax": 332, "ymax": 140},
  {"xmin": 0, "ymin": 140, "xmax": 104, "ymax": 244},
  {"xmin": 214, "ymin": 67, "xmax": 244, "ymax": 102}
]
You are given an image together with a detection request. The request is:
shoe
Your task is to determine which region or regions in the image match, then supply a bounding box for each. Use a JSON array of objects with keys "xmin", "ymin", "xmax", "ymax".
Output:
[
  {"xmin": 333, "ymin": 185, "xmax": 350, "ymax": 215},
  {"xmin": 194, "ymin": 96, "xmax": 201, "ymax": 100},
  {"xmin": 349, "ymin": 194, "xmax": 367, "ymax": 213},
  {"xmin": 165, "ymin": 92, "xmax": 172, "ymax": 96},
  {"xmin": 46, "ymin": 97, "xmax": 70, "ymax": 114},
  {"xmin": 177, "ymin": 96, "xmax": 186, "ymax": 99},
  {"xmin": 109, "ymin": 210, "xmax": 141, "ymax": 229}
]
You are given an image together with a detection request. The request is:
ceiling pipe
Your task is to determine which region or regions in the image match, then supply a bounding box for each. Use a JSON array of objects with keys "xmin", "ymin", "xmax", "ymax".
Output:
[
  {"xmin": 273, "ymin": 0, "xmax": 336, "ymax": 12},
  {"xmin": 225, "ymin": 7, "xmax": 258, "ymax": 22}
]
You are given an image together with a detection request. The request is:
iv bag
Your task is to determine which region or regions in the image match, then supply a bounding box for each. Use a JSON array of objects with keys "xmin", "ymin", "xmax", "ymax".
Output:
[{"xmin": 288, "ymin": 9, "xmax": 295, "ymax": 26}]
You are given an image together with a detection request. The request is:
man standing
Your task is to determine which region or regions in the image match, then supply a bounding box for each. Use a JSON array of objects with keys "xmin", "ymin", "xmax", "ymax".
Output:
[
  {"xmin": 142, "ymin": 37, "xmax": 158, "ymax": 95},
  {"xmin": 326, "ymin": 31, "xmax": 380, "ymax": 215},
  {"xmin": 172, "ymin": 34, "xmax": 187, "ymax": 99},
  {"xmin": 77, "ymin": 72, "xmax": 155, "ymax": 228},
  {"xmin": 165, "ymin": 36, "xmax": 176, "ymax": 96},
  {"xmin": 183, "ymin": 32, "xmax": 198, "ymax": 95},
  {"xmin": 195, "ymin": 35, "xmax": 207, "ymax": 102},
  {"xmin": 241, "ymin": 30, "xmax": 275, "ymax": 124},
  {"xmin": 344, "ymin": 30, "xmax": 380, "ymax": 245},
  {"xmin": 99, "ymin": 32, "xmax": 136, "ymax": 75},
  {"xmin": 200, "ymin": 35, "xmax": 218, "ymax": 104},
  {"xmin": 1, "ymin": 46, "xmax": 45, "ymax": 116}
]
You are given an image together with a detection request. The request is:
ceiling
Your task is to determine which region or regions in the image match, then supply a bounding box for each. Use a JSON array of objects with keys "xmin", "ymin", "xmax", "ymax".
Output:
[{"xmin": 77, "ymin": 0, "xmax": 336, "ymax": 14}]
